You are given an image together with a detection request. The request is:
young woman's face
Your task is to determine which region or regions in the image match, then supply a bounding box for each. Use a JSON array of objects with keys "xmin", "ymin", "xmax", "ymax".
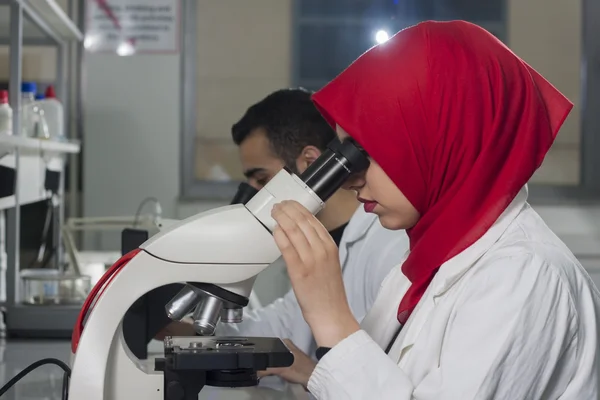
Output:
[{"xmin": 337, "ymin": 125, "xmax": 420, "ymax": 230}]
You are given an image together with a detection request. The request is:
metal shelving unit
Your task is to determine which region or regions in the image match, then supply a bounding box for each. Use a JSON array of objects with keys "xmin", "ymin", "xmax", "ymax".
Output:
[{"xmin": 0, "ymin": 0, "xmax": 83, "ymax": 338}]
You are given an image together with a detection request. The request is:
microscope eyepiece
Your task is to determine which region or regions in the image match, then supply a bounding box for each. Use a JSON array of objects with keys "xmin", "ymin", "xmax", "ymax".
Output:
[
  {"xmin": 230, "ymin": 182, "xmax": 258, "ymax": 205},
  {"xmin": 299, "ymin": 138, "xmax": 370, "ymax": 202}
]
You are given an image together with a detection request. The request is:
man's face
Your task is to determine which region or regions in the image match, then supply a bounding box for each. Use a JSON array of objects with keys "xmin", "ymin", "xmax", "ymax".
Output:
[{"xmin": 238, "ymin": 128, "xmax": 286, "ymax": 190}]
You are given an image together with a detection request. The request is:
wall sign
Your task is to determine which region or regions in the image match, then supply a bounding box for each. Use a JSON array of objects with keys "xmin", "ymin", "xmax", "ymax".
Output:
[{"xmin": 85, "ymin": 0, "xmax": 180, "ymax": 55}]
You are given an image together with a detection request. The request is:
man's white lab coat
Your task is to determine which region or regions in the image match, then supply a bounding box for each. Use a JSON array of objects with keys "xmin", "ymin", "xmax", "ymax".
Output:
[
  {"xmin": 309, "ymin": 187, "xmax": 600, "ymax": 399},
  {"xmin": 216, "ymin": 206, "xmax": 409, "ymax": 359}
]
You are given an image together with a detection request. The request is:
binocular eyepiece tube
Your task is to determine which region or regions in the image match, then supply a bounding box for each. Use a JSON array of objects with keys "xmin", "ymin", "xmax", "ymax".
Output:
[
  {"xmin": 230, "ymin": 138, "xmax": 370, "ymax": 206},
  {"xmin": 245, "ymin": 138, "xmax": 370, "ymax": 231}
]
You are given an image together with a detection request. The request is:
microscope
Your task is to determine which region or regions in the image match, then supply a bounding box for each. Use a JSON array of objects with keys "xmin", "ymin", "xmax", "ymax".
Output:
[{"xmin": 67, "ymin": 138, "xmax": 369, "ymax": 400}]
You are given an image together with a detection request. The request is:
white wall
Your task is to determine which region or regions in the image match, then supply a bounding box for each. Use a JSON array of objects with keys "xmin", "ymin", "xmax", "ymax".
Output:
[
  {"xmin": 82, "ymin": 54, "xmax": 180, "ymax": 250},
  {"xmin": 193, "ymin": 0, "xmax": 292, "ymax": 182}
]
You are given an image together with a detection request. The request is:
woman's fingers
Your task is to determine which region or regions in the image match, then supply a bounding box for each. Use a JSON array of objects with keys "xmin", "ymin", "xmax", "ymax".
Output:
[
  {"xmin": 276, "ymin": 202, "xmax": 326, "ymax": 249},
  {"xmin": 270, "ymin": 201, "xmax": 359, "ymax": 347},
  {"xmin": 286, "ymin": 201, "xmax": 337, "ymax": 246},
  {"xmin": 273, "ymin": 226, "xmax": 301, "ymax": 263},
  {"xmin": 272, "ymin": 206, "xmax": 316, "ymax": 266},
  {"xmin": 272, "ymin": 202, "xmax": 327, "ymax": 262}
]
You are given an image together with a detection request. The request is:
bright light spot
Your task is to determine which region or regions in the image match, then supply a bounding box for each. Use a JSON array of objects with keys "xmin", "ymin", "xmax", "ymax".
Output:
[
  {"xmin": 375, "ymin": 30, "xmax": 389, "ymax": 44},
  {"xmin": 83, "ymin": 35, "xmax": 98, "ymax": 50},
  {"xmin": 116, "ymin": 42, "xmax": 135, "ymax": 57}
]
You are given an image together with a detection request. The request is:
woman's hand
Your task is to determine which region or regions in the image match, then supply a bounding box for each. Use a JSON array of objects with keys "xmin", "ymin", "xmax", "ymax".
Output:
[
  {"xmin": 258, "ymin": 339, "xmax": 316, "ymax": 388},
  {"xmin": 271, "ymin": 200, "xmax": 360, "ymax": 348}
]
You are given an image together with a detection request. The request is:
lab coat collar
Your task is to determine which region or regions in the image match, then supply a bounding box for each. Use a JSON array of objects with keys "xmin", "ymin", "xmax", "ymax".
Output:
[
  {"xmin": 342, "ymin": 206, "xmax": 377, "ymax": 245},
  {"xmin": 389, "ymin": 186, "xmax": 530, "ymax": 362},
  {"xmin": 431, "ymin": 185, "xmax": 530, "ymax": 298},
  {"xmin": 338, "ymin": 206, "xmax": 378, "ymax": 272}
]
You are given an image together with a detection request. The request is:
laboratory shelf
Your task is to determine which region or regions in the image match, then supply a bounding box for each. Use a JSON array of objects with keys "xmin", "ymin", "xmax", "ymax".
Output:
[
  {"xmin": 0, "ymin": 192, "xmax": 52, "ymax": 212},
  {"xmin": 0, "ymin": 0, "xmax": 83, "ymax": 43},
  {"xmin": 0, "ymin": 0, "xmax": 84, "ymax": 338},
  {"xmin": 20, "ymin": 0, "xmax": 82, "ymax": 41},
  {"xmin": 0, "ymin": 133, "xmax": 80, "ymax": 155},
  {"xmin": 0, "ymin": 152, "xmax": 55, "ymax": 211}
]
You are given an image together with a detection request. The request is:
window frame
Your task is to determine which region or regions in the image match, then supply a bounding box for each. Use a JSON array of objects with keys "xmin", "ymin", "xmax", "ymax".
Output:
[
  {"xmin": 180, "ymin": 0, "xmax": 600, "ymax": 204},
  {"xmin": 179, "ymin": 0, "xmax": 237, "ymax": 200}
]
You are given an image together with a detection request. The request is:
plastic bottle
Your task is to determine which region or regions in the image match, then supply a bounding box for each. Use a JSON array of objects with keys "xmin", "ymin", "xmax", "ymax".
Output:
[
  {"xmin": 32, "ymin": 106, "xmax": 50, "ymax": 139},
  {"xmin": 20, "ymin": 82, "xmax": 37, "ymax": 136},
  {"xmin": 40, "ymin": 86, "xmax": 64, "ymax": 140},
  {"xmin": 0, "ymin": 90, "xmax": 12, "ymax": 135},
  {"xmin": 35, "ymin": 93, "xmax": 45, "ymax": 101}
]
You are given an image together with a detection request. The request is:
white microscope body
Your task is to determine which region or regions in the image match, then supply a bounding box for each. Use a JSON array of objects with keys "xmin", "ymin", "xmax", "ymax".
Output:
[{"xmin": 67, "ymin": 139, "xmax": 369, "ymax": 400}]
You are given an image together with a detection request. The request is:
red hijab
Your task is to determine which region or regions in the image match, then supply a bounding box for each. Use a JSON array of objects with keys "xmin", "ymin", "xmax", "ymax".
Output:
[{"xmin": 312, "ymin": 20, "xmax": 573, "ymax": 324}]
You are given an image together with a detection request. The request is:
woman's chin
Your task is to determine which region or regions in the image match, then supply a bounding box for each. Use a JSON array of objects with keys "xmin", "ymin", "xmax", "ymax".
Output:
[
  {"xmin": 378, "ymin": 215, "xmax": 403, "ymax": 230},
  {"xmin": 378, "ymin": 214, "xmax": 416, "ymax": 231}
]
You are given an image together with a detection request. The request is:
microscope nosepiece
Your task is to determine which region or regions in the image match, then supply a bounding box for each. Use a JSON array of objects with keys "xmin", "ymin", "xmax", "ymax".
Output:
[
  {"xmin": 220, "ymin": 306, "xmax": 243, "ymax": 323},
  {"xmin": 192, "ymin": 295, "xmax": 224, "ymax": 336},
  {"xmin": 165, "ymin": 285, "xmax": 201, "ymax": 321}
]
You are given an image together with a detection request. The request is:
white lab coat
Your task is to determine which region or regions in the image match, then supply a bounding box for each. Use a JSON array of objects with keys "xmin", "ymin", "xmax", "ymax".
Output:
[
  {"xmin": 216, "ymin": 206, "xmax": 409, "ymax": 360},
  {"xmin": 309, "ymin": 187, "xmax": 600, "ymax": 400}
]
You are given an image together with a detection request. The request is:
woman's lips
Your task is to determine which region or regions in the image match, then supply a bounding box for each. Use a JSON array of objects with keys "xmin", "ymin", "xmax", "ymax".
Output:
[
  {"xmin": 363, "ymin": 202, "xmax": 377, "ymax": 213},
  {"xmin": 358, "ymin": 198, "xmax": 378, "ymax": 213}
]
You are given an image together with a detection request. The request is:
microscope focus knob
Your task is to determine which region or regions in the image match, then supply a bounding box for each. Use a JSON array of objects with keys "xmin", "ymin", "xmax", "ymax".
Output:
[{"xmin": 166, "ymin": 381, "xmax": 185, "ymax": 400}]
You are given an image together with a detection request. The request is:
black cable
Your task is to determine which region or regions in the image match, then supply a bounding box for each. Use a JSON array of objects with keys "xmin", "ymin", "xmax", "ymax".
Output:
[
  {"xmin": 0, "ymin": 358, "xmax": 71, "ymax": 400},
  {"xmin": 62, "ymin": 370, "xmax": 70, "ymax": 400},
  {"xmin": 25, "ymin": 246, "xmax": 55, "ymax": 270},
  {"xmin": 40, "ymin": 246, "xmax": 57, "ymax": 269}
]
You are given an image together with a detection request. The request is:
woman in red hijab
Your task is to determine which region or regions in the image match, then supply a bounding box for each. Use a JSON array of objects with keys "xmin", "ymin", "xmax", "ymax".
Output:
[{"xmin": 269, "ymin": 20, "xmax": 600, "ymax": 399}]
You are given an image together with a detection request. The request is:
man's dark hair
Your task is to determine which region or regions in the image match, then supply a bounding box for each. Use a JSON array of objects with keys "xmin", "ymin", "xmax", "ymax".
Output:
[{"xmin": 231, "ymin": 88, "xmax": 336, "ymax": 171}]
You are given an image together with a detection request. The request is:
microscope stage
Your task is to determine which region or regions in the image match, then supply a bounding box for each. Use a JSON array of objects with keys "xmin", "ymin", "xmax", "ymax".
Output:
[{"xmin": 160, "ymin": 336, "xmax": 294, "ymax": 372}]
